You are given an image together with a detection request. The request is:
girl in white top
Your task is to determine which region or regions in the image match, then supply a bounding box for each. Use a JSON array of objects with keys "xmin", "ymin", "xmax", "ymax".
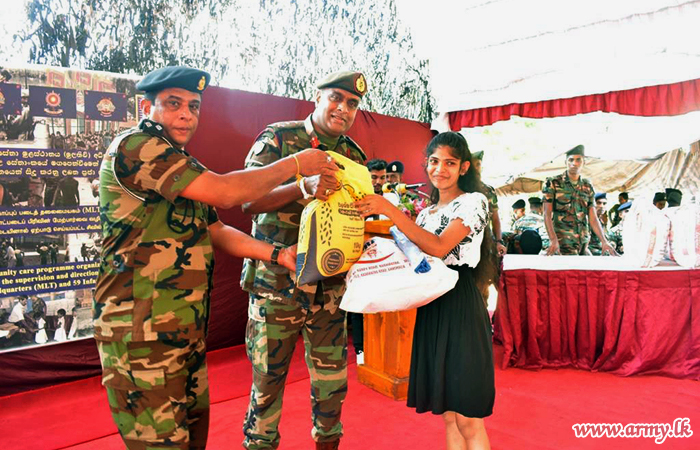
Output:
[
  {"xmin": 54, "ymin": 308, "xmax": 67, "ymax": 342},
  {"xmin": 355, "ymin": 131, "xmax": 496, "ymax": 450}
]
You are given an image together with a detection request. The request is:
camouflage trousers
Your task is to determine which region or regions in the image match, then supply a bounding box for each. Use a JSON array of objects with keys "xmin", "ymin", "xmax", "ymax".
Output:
[
  {"xmin": 556, "ymin": 230, "xmax": 590, "ymax": 255},
  {"xmin": 242, "ymin": 292, "xmax": 348, "ymax": 449},
  {"xmin": 96, "ymin": 338, "xmax": 210, "ymax": 449}
]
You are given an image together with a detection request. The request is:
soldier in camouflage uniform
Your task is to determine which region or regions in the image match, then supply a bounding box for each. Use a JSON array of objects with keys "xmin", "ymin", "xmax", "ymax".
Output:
[
  {"xmin": 608, "ymin": 201, "xmax": 631, "ymax": 254},
  {"xmin": 240, "ymin": 71, "xmax": 368, "ymax": 450},
  {"xmin": 471, "ymin": 151, "xmax": 506, "ymax": 256},
  {"xmin": 513, "ymin": 197, "xmax": 549, "ymax": 252},
  {"xmin": 588, "ymin": 192, "xmax": 609, "ymax": 255},
  {"xmin": 543, "ymin": 145, "xmax": 616, "ymax": 256},
  {"xmin": 94, "ymin": 66, "xmax": 334, "ymax": 450}
]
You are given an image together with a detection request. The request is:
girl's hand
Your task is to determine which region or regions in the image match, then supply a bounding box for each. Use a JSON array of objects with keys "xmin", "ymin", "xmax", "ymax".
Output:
[
  {"xmin": 354, "ymin": 194, "xmax": 393, "ymax": 218},
  {"xmin": 278, "ymin": 245, "xmax": 298, "ymax": 272}
]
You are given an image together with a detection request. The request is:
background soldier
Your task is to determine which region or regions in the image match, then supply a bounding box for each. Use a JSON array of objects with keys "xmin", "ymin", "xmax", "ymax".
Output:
[
  {"xmin": 608, "ymin": 201, "xmax": 631, "ymax": 254},
  {"xmin": 240, "ymin": 70, "xmax": 368, "ymax": 450},
  {"xmin": 653, "ymin": 192, "xmax": 666, "ymax": 210},
  {"xmin": 93, "ymin": 66, "xmax": 334, "ymax": 450},
  {"xmin": 588, "ymin": 192, "xmax": 608, "ymax": 255},
  {"xmin": 609, "ymin": 192, "xmax": 629, "ymax": 227},
  {"xmin": 470, "ymin": 150, "xmax": 506, "ymax": 256},
  {"xmin": 513, "ymin": 196, "xmax": 549, "ymax": 252},
  {"xmin": 543, "ymin": 145, "xmax": 616, "ymax": 256},
  {"xmin": 666, "ymin": 188, "xmax": 682, "ymax": 207}
]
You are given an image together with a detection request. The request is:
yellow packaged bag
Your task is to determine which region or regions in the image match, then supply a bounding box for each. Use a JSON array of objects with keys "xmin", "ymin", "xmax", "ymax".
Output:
[{"xmin": 296, "ymin": 151, "xmax": 373, "ymax": 286}]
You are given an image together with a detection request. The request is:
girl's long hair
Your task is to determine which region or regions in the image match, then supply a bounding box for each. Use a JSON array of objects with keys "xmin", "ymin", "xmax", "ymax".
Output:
[{"xmin": 425, "ymin": 132, "xmax": 499, "ymax": 298}]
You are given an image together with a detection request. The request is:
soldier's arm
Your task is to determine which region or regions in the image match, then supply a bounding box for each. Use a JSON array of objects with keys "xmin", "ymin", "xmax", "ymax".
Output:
[
  {"xmin": 180, "ymin": 149, "xmax": 336, "ymax": 210},
  {"xmin": 543, "ymin": 202, "xmax": 559, "ymax": 255},
  {"xmin": 208, "ymin": 221, "xmax": 296, "ymax": 271},
  {"xmin": 588, "ymin": 206, "xmax": 618, "ymax": 256}
]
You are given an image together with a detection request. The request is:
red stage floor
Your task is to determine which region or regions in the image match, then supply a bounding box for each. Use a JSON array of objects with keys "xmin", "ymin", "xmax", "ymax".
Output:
[{"xmin": 2, "ymin": 343, "xmax": 698, "ymax": 450}]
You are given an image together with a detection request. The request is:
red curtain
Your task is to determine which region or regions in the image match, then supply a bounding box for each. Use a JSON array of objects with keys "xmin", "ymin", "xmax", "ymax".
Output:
[
  {"xmin": 449, "ymin": 78, "xmax": 700, "ymax": 129},
  {"xmin": 494, "ymin": 268, "xmax": 700, "ymax": 380}
]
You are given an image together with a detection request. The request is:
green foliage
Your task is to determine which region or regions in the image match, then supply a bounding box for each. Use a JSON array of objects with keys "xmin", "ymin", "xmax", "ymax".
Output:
[{"xmin": 18, "ymin": 0, "xmax": 435, "ymax": 122}]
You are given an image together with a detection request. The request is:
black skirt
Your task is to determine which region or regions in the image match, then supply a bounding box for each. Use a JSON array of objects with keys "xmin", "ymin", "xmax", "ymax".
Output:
[{"xmin": 407, "ymin": 264, "xmax": 495, "ymax": 418}]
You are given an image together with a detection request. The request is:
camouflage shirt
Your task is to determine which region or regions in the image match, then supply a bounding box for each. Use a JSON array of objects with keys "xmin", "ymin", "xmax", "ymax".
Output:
[
  {"xmin": 542, "ymin": 171, "xmax": 594, "ymax": 248},
  {"xmin": 241, "ymin": 115, "xmax": 366, "ymax": 307},
  {"xmin": 94, "ymin": 119, "xmax": 218, "ymax": 343},
  {"xmin": 588, "ymin": 209, "xmax": 608, "ymax": 255},
  {"xmin": 513, "ymin": 212, "xmax": 549, "ymax": 250},
  {"xmin": 481, "ymin": 182, "xmax": 499, "ymax": 218}
]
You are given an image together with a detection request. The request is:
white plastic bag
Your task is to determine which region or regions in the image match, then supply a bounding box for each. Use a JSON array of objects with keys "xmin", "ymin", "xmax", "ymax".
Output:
[{"xmin": 340, "ymin": 237, "xmax": 458, "ymax": 313}]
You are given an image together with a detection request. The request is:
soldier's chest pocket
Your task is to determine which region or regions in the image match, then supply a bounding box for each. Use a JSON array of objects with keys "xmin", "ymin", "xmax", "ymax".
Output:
[{"xmin": 554, "ymin": 193, "xmax": 573, "ymax": 212}]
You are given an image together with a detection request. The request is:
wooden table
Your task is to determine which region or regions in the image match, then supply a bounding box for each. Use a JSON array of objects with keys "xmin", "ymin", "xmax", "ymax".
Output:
[{"xmin": 356, "ymin": 220, "xmax": 417, "ymax": 400}]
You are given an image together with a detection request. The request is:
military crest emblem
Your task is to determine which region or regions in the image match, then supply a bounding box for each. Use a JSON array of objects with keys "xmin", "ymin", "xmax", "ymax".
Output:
[
  {"xmin": 96, "ymin": 97, "xmax": 116, "ymax": 118},
  {"xmin": 44, "ymin": 90, "xmax": 63, "ymax": 116},
  {"xmin": 197, "ymin": 76, "xmax": 206, "ymax": 91},
  {"xmin": 355, "ymin": 74, "xmax": 367, "ymax": 95}
]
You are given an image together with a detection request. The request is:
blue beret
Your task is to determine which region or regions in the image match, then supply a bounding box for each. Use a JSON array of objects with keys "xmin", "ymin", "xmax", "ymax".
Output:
[
  {"xmin": 594, "ymin": 192, "xmax": 607, "ymax": 201},
  {"xmin": 512, "ymin": 199, "xmax": 526, "ymax": 209},
  {"xmin": 387, "ymin": 161, "xmax": 404, "ymax": 174},
  {"xmin": 618, "ymin": 201, "xmax": 632, "ymax": 212},
  {"xmin": 317, "ymin": 71, "xmax": 367, "ymax": 97},
  {"xmin": 137, "ymin": 66, "xmax": 210, "ymax": 97}
]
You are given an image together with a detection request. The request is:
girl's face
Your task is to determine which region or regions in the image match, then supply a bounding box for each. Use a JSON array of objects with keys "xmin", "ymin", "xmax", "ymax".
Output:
[{"xmin": 427, "ymin": 145, "xmax": 469, "ymax": 191}]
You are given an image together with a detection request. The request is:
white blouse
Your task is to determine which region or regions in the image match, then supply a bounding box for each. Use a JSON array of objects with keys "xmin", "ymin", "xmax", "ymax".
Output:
[{"xmin": 416, "ymin": 192, "xmax": 489, "ymax": 267}]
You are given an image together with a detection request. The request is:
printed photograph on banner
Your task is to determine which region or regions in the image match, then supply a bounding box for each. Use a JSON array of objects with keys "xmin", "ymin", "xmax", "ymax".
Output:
[{"xmin": 0, "ymin": 66, "xmax": 138, "ymax": 353}]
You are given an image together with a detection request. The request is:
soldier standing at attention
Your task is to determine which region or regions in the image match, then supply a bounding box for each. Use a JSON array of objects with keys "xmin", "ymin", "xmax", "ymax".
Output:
[
  {"xmin": 588, "ymin": 192, "xmax": 609, "ymax": 255},
  {"xmin": 543, "ymin": 145, "xmax": 616, "ymax": 256},
  {"xmin": 240, "ymin": 71, "xmax": 368, "ymax": 450},
  {"xmin": 94, "ymin": 66, "xmax": 335, "ymax": 450}
]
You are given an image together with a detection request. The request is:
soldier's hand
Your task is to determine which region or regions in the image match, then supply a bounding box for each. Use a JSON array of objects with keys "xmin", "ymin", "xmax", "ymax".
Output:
[
  {"xmin": 304, "ymin": 173, "xmax": 339, "ymax": 201},
  {"xmin": 546, "ymin": 241, "xmax": 561, "ymax": 256},
  {"xmin": 601, "ymin": 242, "xmax": 619, "ymax": 256},
  {"xmin": 496, "ymin": 242, "xmax": 507, "ymax": 257},
  {"xmin": 278, "ymin": 245, "xmax": 297, "ymax": 272},
  {"xmin": 294, "ymin": 149, "xmax": 338, "ymax": 177}
]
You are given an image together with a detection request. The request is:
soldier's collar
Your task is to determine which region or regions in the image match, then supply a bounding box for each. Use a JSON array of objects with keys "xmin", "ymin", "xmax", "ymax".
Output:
[
  {"xmin": 304, "ymin": 115, "xmax": 341, "ymax": 150},
  {"xmin": 139, "ymin": 119, "xmax": 167, "ymax": 139}
]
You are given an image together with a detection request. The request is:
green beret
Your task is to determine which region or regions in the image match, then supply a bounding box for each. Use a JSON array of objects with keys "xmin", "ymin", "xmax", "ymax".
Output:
[
  {"xmin": 528, "ymin": 196, "xmax": 543, "ymax": 205},
  {"xmin": 137, "ymin": 66, "xmax": 210, "ymax": 98},
  {"xmin": 471, "ymin": 150, "xmax": 484, "ymax": 160},
  {"xmin": 317, "ymin": 70, "xmax": 367, "ymax": 97},
  {"xmin": 512, "ymin": 199, "xmax": 526, "ymax": 209},
  {"xmin": 653, "ymin": 192, "xmax": 666, "ymax": 203},
  {"xmin": 565, "ymin": 145, "xmax": 585, "ymax": 157},
  {"xmin": 666, "ymin": 188, "xmax": 682, "ymax": 205},
  {"xmin": 387, "ymin": 161, "xmax": 404, "ymax": 174}
]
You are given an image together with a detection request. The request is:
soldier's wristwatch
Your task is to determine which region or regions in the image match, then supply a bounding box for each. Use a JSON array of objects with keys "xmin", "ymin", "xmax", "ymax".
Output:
[{"xmin": 270, "ymin": 246, "xmax": 281, "ymax": 266}]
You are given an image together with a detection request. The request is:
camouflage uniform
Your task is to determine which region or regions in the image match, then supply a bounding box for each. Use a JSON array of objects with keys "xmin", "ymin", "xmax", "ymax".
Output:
[
  {"xmin": 95, "ymin": 119, "xmax": 217, "ymax": 449},
  {"xmin": 481, "ymin": 182, "xmax": 499, "ymax": 223},
  {"xmin": 608, "ymin": 222, "xmax": 624, "ymax": 254},
  {"xmin": 513, "ymin": 212, "xmax": 549, "ymax": 251},
  {"xmin": 241, "ymin": 115, "xmax": 365, "ymax": 449},
  {"xmin": 542, "ymin": 171, "xmax": 595, "ymax": 255},
  {"xmin": 588, "ymin": 209, "xmax": 608, "ymax": 255}
]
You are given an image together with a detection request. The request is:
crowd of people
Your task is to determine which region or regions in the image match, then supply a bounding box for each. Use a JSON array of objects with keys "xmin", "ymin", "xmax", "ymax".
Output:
[
  {"xmin": 49, "ymin": 129, "xmax": 123, "ymax": 151},
  {"xmin": 499, "ymin": 145, "xmax": 688, "ymax": 257}
]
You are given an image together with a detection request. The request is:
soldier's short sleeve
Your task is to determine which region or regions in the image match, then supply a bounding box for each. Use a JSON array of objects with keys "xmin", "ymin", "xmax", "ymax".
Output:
[
  {"xmin": 244, "ymin": 129, "xmax": 281, "ymax": 169},
  {"xmin": 587, "ymin": 185, "xmax": 595, "ymax": 208},
  {"xmin": 542, "ymin": 178, "xmax": 555, "ymax": 203},
  {"xmin": 115, "ymin": 134, "xmax": 206, "ymax": 203},
  {"xmin": 207, "ymin": 205, "xmax": 219, "ymax": 225}
]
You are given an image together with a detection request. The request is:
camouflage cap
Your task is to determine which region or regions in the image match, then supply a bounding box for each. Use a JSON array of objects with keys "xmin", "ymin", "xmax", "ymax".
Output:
[
  {"xmin": 512, "ymin": 199, "xmax": 526, "ymax": 209},
  {"xmin": 387, "ymin": 161, "xmax": 404, "ymax": 174},
  {"xmin": 137, "ymin": 66, "xmax": 210, "ymax": 98},
  {"xmin": 653, "ymin": 192, "xmax": 666, "ymax": 203},
  {"xmin": 471, "ymin": 150, "xmax": 484, "ymax": 160},
  {"xmin": 317, "ymin": 70, "xmax": 367, "ymax": 97},
  {"xmin": 566, "ymin": 145, "xmax": 585, "ymax": 157}
]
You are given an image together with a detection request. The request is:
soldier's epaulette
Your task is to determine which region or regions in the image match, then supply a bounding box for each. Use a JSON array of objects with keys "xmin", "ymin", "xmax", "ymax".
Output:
[
  {"xmin": 342, "ymin": 135, "xmax": 367, "ymax": 161},
  {"xmin": 138, "ymin": 119, "xmax": 169, "ymax": 140}
]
